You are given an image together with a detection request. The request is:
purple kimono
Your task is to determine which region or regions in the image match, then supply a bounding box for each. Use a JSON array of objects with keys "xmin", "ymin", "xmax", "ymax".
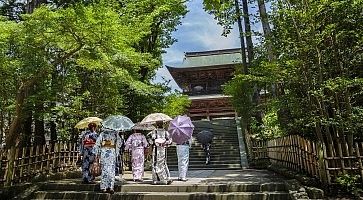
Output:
[{"xmin": 125, "ymin": 132, "xmax": 148, "ymax": 181}]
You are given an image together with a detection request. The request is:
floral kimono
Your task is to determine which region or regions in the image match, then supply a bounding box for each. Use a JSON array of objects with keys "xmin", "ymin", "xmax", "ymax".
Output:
[
  {"xmin": 79, "ymin": 130, "xmax": 98, "ymax": 183},
  {"xmin": 93, "ymin": 129, "xmax": 121, "ymax": 191},
  {"xmin": 150, "ymin": 128, "xmax": 172, "ymax": 185},
  {"xmin": 125, "ymin": 132, "xmax": 148, "ymax": 181}
]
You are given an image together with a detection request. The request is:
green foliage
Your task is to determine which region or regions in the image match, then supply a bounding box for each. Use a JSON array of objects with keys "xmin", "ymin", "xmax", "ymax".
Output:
[
  {"xmin": 248, "ymin": 101, "xmax": 284, "ymax": 140},
  {"xmin": 203, "ymin": 0, "xmax": 237, "ymax": 36},
  {"xmin": 336, "ymin": 174, "xmax": 362, "ymax": 196},
  {"xmin": 224, "ymin": 0, "xmax": 363, "ymax": 141},
  {"xmin": 162, "ymin": 93, "xmax": 191, "ymax": 118},
  {"xmin": 0, "ymin": 1, "xmax": 187, "ymax": 143}
]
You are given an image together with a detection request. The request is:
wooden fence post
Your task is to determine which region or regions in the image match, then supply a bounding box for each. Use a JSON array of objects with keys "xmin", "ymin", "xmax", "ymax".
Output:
[
  {"xmin": 316, "ymin": 141, "xmax": 329, "ymax": 185},
  {"xmin": 5, "ymin": 146, "xmax": 15, "ymax": 186}
]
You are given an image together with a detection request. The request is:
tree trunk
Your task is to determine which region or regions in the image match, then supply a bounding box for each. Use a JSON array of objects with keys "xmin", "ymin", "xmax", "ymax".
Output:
[
  {"xmin": 21, "ymin": 110, "xmax": 32, "ymax": 147},
  {"xmin": 241, "ymin": 0, "xmax": 254, "ymax": 63},
  {"xmin": 0, "ymin": 110, "xmax": 3, "ymax": 145},
  {"xmin": 6, "ymin": 42, "xmax": 82, "ymax": 148},
  {"xmin": 257, "ymin": 0, "xmax": 275, "ymax": 61},
  {"xmin": 34, "ymin": 102, "xmax": 45, "ymax": 145},
  {"xmin": 5, "ymin": 82, "xmax": 32, "ymax": 148},
  {"xmin": 50, "ymin": 120, "xmax": 57, "ymax": 144},
  {"xmin": 234, "ymin": 0, "xmax": 248, "ymax": 74}
]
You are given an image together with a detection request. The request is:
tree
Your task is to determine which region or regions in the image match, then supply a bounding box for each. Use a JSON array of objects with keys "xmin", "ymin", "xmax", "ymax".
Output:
[
  {"xmin": 162, "ymin": 93, "xmax": 191, "ymax": 118},
  {"xmin": 227, "ymin": 0, "xmax": 363, "ymax": 144},
  {"xmin": 0, "ymin": 4, "xmax": 154, "ymax": 147},
  {"xmin": 0, "ymin": 0, "xmax": 188, "ymax": 146}
]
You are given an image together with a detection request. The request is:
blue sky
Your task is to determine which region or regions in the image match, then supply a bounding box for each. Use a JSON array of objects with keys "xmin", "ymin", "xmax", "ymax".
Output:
[{"xmin": 154, "ymin": 0, "xmax": 263, "ymax": 91}]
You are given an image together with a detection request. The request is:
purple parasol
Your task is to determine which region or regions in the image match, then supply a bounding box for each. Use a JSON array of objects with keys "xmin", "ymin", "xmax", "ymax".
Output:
[{"xmin": 168, "ymin": 115, "xmax": 194, "ymax": 144}]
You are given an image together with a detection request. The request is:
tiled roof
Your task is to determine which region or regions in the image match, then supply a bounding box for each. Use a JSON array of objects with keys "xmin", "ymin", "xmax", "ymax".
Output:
[
  {"xmin": 189, "ymin": 94, "xmax": 231, "ymax": 100},
  {"xmin": 167, "ymin": 48, "xmax": 242, "ymax": 68}
]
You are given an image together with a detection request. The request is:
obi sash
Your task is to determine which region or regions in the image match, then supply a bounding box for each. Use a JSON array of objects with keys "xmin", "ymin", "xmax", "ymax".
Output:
[
  {"xmin": 102, "ymin": 140, "xmax": 115, "ymax": 148},
  {"xmin": 83, "ymin": 138, "xmax": 96, "ymax": 147}
]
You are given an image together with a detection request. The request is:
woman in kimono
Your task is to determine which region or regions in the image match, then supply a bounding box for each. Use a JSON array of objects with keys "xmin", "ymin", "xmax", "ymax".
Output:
[
  {"xmin": 150, "ymin": 121, "xmax": 173, "ymax": 185},
  {"xmin": 125, "ymin": 128, "xmax": 148, "ymax": 182},
  {"xmin": 79, "ymin": 123, "xmax": 98, "ymax": 184},
  {"xmin": 176, "ymin": 138, "xmax": 192, "ymax": 181},
  {"xmin": 93, "ymin": 129, "xmax": 122, "ymax": 193}
]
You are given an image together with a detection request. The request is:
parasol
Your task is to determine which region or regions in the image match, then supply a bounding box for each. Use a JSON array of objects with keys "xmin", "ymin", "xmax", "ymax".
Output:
[
  {"xmin": 102, "ymin": 115, "xmax": 134, "ymax": 131},
  {"xmin": 140, "ymin": 113, "xmax": 172, "ymax": 125},
  {"xmin": 132, "ymin": 123, "xmax": 155, "ymax": 131},
  {"xmin": 75, "ymin": 117, "xmax": 102, "ymax": 129},
  {"xmin": 196, "ymin": 130, "xmax": 214, "ymax": 145},
  {"xmin": 168, "ymin": 115, "xmax": 194, "ymax": 144}
]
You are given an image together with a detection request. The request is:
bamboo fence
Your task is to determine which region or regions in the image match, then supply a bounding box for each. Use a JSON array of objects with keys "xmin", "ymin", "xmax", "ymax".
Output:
[
  {"xmin": 0, "ymin": 142, "xmax": 132, "ymax": 186},
  {"xmin": 251, "ymin": 135, "xmax": 363, "ymax": 185}
]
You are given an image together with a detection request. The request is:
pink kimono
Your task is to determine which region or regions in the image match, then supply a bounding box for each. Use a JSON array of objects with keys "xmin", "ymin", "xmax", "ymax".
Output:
[{"xmin": 125, "ymin": 132, "xmax": 148, "ymax": 181}]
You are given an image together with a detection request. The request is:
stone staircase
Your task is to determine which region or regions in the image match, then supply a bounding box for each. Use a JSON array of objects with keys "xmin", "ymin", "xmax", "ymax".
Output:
[
  {"xmin": 167, "ymin": 118, "xmax": 242, "ymax": 169},
  {"xmin": 28, "ymin": 120, "xmax": 291, "ymax": 200},
  {"xmin": 31, "ymin": 170, "xmax": 290, "ymax": 200}
]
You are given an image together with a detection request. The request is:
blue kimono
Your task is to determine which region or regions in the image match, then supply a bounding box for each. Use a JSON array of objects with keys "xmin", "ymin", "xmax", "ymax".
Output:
[
  {"xmin": 79, "ymin": 130, "xmax": 98, "ymax": 183},
  {"xmin": 93, "ymin": 129, "xmax": 121, "ymax": 191}
]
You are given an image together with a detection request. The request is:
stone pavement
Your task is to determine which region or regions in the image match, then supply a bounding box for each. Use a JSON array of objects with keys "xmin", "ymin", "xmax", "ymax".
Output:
[
  {"xmin": 33, "ymin": 169, "xmax": 291, "ymax": 199},
  {"xmin": 120, "ymin": 169, "xmax": 287, "ymax": 184}
]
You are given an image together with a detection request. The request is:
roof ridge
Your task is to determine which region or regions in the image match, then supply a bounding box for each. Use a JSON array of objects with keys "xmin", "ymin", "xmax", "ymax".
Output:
[{"xmin": 185, "ymin": 48, "xmax": 241, "ymax": 57}]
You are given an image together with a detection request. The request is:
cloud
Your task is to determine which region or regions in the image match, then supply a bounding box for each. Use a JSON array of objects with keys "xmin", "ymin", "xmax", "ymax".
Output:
[
  {"xmin": 162, "ymin": 48, "xmax": 185, "ymax": 67},
  {"xmin": 156, "ymin": 0, "xmax": 266, "ymax": 90},
  {"xmin": 171, "ymin": 0, "xmax": 241, "ymax": 51}
]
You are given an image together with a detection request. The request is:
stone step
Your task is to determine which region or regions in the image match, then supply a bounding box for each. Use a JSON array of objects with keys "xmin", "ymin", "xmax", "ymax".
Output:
[
  {"xmin": 167, "ymin": 159, "xmax": 240, "ymax": 164},
  {"xmin": 168, "ymin": 163, "xmax": 242, "ymax": 169},
  {"xmin": 193, "ymin": 131, "xmax": 237, "ymax": 133},
  {"xmin": 168, "ymin": 146, "xmax": 241, "ymax": 151},
  {"xmin": 168, "ymin": 149, "xmax": 240, "ymax": 153},
  {"xmin": 167, "ymin": 155, "xmax": 240, "ymax": 160},
  {"xmin": 168, "ymin": 151, "xmax": 240, "ymax": 155},
  {"xmin": 194, "ymin": 129, "xmax": 237, "ymax": 132},
  {"xmin": 191, "ymin": 137, "xmax": 237, "ymax": 140},
  {"xmin": 189, "ymin": 139, "xmax": 239, "ymax": 143},
  {"xmin": 169, "ymin": 151, "xmax": 240, "ymax": 156},
  {"xmin": 40, "ymin": 182, "xmax": 287, "ymax": 193},
  {"xmin": 33, "ymin": 191, "xmax": 290, "ymax": 200},
  {"xmin": 167, "ymin": 152, "xmax": 241, "ymax": 158},
  {"xmin": 180, "ymin": 119, "xmax": 241, "ymax": 169},
  {"xmin": 167, "ymin": 160, "xmax": 240, "ymax": 164},
  {"xmin": 167, "ymin": 159, "xmax": 240, "ymax": 166}
]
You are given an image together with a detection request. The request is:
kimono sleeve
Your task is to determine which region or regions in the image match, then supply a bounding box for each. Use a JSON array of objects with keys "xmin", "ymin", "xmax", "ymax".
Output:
[
  {"xmin": 93, "ymin": 132, "xmax": 103, "ymax": 156},
  {"xmin": 124, "ymin": 134, "xmax": 133, "ymax": 151},
  {"xmin": 116, "ymin": 133, "xmax": 122, "ymax": 157},
  {"xmin": 148, "ymin": 130, "xmax": 156, "ymax": 145},
  {"xmin": 142, "ymin": 135, "xmax": 148, "ymax": 148},
  {"xmin": 165, "ymin": 130, "xmax": 172, "ymax": 145},
  {"xmin": 78, "ymin": 131, "xmax": 86, "ymax": 154}
]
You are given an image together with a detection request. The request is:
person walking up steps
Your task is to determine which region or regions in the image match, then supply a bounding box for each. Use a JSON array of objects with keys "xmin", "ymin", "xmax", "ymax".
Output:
[
  {"xmin": 196, "ymin": 130, "xmax": 214, "ymax": 165},
  {"xmin": 125, "ymin": 126, "xmax": 149, "ymax": 182},
  {"xmin": 79, "ymin": 123, "xmax": 98, "ymax": 184},
  {"xmin": 93, "ymin": 129, "xmax": 122, "ymax": 194},
  {"xmin": 150, "ymin": 121, "xmax": 173, "ymax": 185},
  {"xmin": 176, "ymin": 138, "xmax": 192, "ymax": 181}
]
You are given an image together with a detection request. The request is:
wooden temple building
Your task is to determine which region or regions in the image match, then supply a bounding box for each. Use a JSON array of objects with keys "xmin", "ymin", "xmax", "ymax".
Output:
[{"xmin": 166, "ymin": 48, "xmax": 242, "ymax": 120}]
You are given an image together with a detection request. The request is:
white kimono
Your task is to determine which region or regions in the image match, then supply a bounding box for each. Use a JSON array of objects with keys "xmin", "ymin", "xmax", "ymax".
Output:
[{"xmin": 150, "ymin": 128, "xmax": 172, "ymax": 184}]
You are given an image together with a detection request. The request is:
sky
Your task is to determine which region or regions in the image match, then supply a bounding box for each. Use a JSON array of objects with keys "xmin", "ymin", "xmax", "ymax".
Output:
[{"xmin": 154, "ymin": 0, "xmax": 242, "ymax": 91}]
